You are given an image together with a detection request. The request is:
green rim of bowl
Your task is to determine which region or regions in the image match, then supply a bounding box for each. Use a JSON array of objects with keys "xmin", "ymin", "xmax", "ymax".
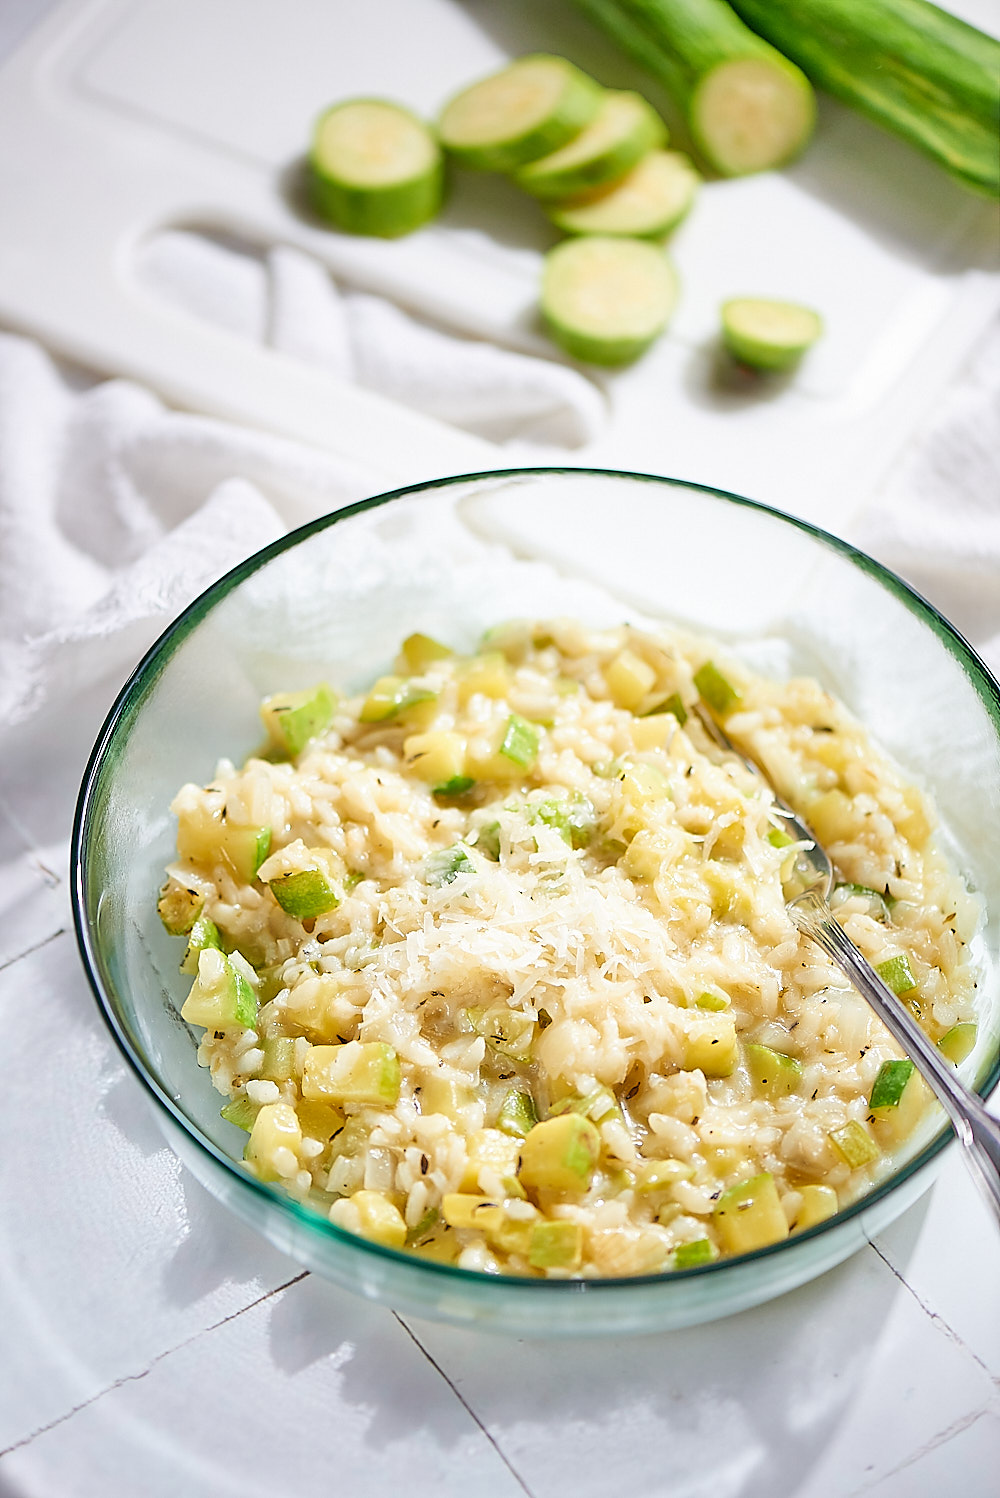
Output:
[{"xmin": 71, "ymin": 467, "xmax": 1000, "ymax": 1298}]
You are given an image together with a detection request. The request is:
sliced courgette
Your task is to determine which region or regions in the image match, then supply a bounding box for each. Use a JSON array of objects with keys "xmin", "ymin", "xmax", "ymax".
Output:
[
  {"xmin": 721, "ymin": 297, "xmax": 822, "ymax": 371},
  {"xmin": 438, "ymin": 54, "xmax": 603, "ymax": 173},
  {"xmin": 515, "ymin": 89, "xmax": 667, "ymax": 200},
  {"xmin": 541, "ymin": 235, "xmax": 678, "ymax": 365},
  {"xmin": 548, "ymin": 149, "xmax": 700, "ymax": 238},
  {"xmin": 310, "ymin": 99, "xmax": 444, "ymax": 238}
]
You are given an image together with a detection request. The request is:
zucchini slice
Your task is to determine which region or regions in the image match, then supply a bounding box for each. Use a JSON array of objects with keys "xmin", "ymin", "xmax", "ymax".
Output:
[
  {"xmin": 548, "ymin": 149, "xmax": 700, "ymax": 238},
  {"xmin": 310, "ymin": 99, "xmax": 444, "ymax": 238},
  {"xmin": 721, "ymin": 297, "xmax": 823, "ymax": 371},
  {"xmin": 438, "ymin": 54, "xmax": 603, "ymax": 173},
  {"xmin": 541, "ymin": 235, "xmax": 678, "ymax": 365},
  {"xmin": 515, "ymin": 89, "xmax": 667, "ymax": 200}
]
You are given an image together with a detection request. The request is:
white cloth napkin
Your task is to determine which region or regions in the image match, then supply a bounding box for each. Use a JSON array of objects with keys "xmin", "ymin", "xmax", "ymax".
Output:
[
  {"xmin": 1, "ymin": 311, "xmax": 998, "ymax": 784},
  {"xmin": 137, "ymin": 230, "xmax": 605, "ymax": 449}
]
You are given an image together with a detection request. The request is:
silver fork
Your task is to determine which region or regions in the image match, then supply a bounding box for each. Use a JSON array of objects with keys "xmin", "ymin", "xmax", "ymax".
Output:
[{"xmin": 694, "ymin": 705, "xmax": 1000, "ymax": 1224}]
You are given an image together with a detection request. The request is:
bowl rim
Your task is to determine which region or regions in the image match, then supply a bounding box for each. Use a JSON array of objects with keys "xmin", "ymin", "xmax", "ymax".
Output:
[{"xmin": 71, "ymin": 465, "xmax": 1000, "ymax": 1296}]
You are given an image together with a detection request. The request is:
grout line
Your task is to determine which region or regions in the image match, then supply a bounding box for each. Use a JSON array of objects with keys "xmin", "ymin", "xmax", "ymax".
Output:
[
  {"xmin": 847, "ymin": 1404, "xmax": 994, "ymax": 1496},
  {"xmin": 0, "ymin": 926, "xmax": 67, "ymax": 975},
  {"xmin": 0, "ymin": 1270, "xmax": 310, "ymax": 1461},
  {"xmin": 865, "ymin": 1234, "xmax": 1000, "ymax": 1393},
  {"xmin": 392, "ymin": 1314, "xmax": 535, "ymax": 1498}
]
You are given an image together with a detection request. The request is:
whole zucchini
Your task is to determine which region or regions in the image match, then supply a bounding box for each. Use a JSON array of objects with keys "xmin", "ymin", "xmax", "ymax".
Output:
[
  {"xmin": 728, "ymin": 0, "xmax": 1000, "ymax": 196},
  {"xmin": 572, "ymin": 0, "xmax": 816, "ymax": 176}
]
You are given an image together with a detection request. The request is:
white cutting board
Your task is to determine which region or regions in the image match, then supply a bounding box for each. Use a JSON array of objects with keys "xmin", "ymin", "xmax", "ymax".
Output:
[{"xmin": 0, "ymin": 0, "xmax": 997, "ymax": 520}]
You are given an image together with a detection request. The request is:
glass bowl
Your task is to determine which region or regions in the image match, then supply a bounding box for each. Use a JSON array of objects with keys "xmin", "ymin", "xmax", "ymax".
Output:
[{"xmin": 72, "ymin": 469, "xmax": 1000, "ymax": 1336}]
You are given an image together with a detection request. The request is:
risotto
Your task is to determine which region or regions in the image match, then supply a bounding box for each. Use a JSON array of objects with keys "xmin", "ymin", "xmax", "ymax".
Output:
[{"xmin": 158, "ymin": 620, "xmax": 980, "ymax": 1277}]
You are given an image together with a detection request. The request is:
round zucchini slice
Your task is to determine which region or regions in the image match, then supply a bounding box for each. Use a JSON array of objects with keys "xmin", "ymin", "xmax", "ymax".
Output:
[
  {"xmin": 516, "ymin": 89, "xmax": 667, "ymax": 200},
  {"xmin": 309, "ymin": 99, "xmax": 444, "ymax": 238},
  {"xmin": 721, "ymin": 296, "xmax": 823, "ymax": 371},
  {"xmin": 438, "ymin": 54, "xmax": 603, "ymax": 173},
  {"xmin": 547, "ymin": 149, "xmax": 700, "ymax": 238},
  {"xmin": 541, "ymin": 235, "xmax": 678, "ymax": 365}
]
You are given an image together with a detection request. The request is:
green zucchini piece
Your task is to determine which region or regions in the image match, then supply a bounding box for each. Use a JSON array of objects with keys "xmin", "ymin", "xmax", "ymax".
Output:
[
  {"xmin": 219, "ymin": 824, "xmax": 272, "ymax": 884},
  {"xmin": 876, "ymin": 953, "xmax": 917, "ymax": 995},
  {"xmin": 433, "ymin": 775, "xmax": 475, "ymax": 798},
  {"xmin": 425, "ymin": 845, "xmax": 474, "ymax": 886},
  {"xmin": 673, "ymin": 1237, "xmax": 718, "ymax": 1268},
  {"xmin": 268, "ymin": 866, "xmax": 340, "ymax": 921},
  {"xmin": 359, "ymin": 675, "xmax": 438, "ymax": 723},
  {"xmin": 309, "ymin": 99, "xmax": 444, "ymax": 238},
  {"xmin": 157, "ymin": 878, "xmax": 205, "ymax": 936},
  {"xmin": 541, "ymin": 235, "xmax": 678, "ymax": 365},
  {"xmin": 767, "ymin": 826, "xmax": 795, "ymax": 849},
  {"xmin": 302, "ymin": 1041, "xmax": 400, "ymax": 1106},
  {"xmin": 548, "ymin": 149, "xmax": 700, "ymax": 238},
  {"xmin": 518, "ymin": 1114, "xmax": 602, "ymax": 1193},
  {"xmin": 181, "ymin": 949, "xmax": 258, "ymax": 1031},
  {"xmin": 260, "ymin": 683, "xmax": 336, "ymax": 758},
  {"xmin": 498, "ymin": 1088, "xmax": 539, "ymax": 1138},
  {"xmin": 829, "ymin": 1119, "xmax": 879, "ymax": 1168},
  {"xmin": 938, "ymin": 1022, "xmax": 977, "ymax": 1066},
  {"xmin": 831, "ymin": 881, "xmax": 891, "ymax": 922},
  {"xmin": 499, "ymin": 713, "xmax": 541, "ymax": 769},
  {"xmin": 745, "ymin": 1042, "xmax": 802, "ymax": 1098},
  {"xmin": 179, "ymin": 914, "xmax": 223, "ymax": 976},
  {"xmin": 220, "ymin": 1096, "xmax": 259, "ymax": 1132},
  {"xmin": 515, "ymin": 89, "xmax": 667, "ymax": 200},
  {"xmin": 869, "ymin": 1058, "xmax": 915, "ymax": 1110},
  {"xmin": 713, "ymin": 1172, "xmax": 789, "ymax": 1252},
  {"xmin": 695, "ymin": 989, "xmax": 729, "ymax": 1011},
  {"xmin": 694, "ymin": 660, "xmax": 741, "ymax": 714},
  {"xmin": 530, "ymin": 794, "xmax": 598, "ymax": 848},
  {"xmin": 438, "ymin": 54, "xmax": 603, "ymax": 172},
  {"xmin": 473, "ymin": 820, "xmax": 502, "ymax": 861},
  {"xmin": 728, "ymin": 0, "xmax": 1000, "ymax": 197},
  {"xmin": 643, "ymin": 690, "xmax": 687, "ymax": 725},
  {"xmin": 721, "ymin": 297, "xmax": 822, "ymax": 372},
  {"xmin": 466, "ymin": 1006, "xmax": 536, "ymax": 1063},
  {"xmin": 572, "ymin": 0, "xmax": 816, "ymax": 176},
  {"xmin": 401, "ymin": 632, "xmax": 453, "ymax": 671},
  {"xmin": 260, "ymin": 1036, "xmax": 297, "ymax": 1084},
  {"xmin": 528, "ymin": 1219, "xmax": 583, "ymax": 1270}
]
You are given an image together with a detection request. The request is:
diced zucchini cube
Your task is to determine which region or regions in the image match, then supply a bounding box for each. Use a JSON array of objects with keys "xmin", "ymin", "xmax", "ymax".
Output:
[
  {"xmin": 400, "ymin": 632, "xmax": 453, "ymax": 671},
  {"xmin": 179, "ymin": 913, "xmax": 223, "ymax": 976},
  {"xmin": 442, "ymin": 1194, "xmax": 502, "ymax": 1231},
  {"xmin": 807, "ymin": 789, "xmax": 855, "ymax": 845},
  {"xmin": 497, "ymin": 1088, "xmax": 539, "ymax": 1138},
  {"xmin": 875, "ymin": 953, "xmax": 917, "ymax": 996},
  {"xmin": 605, "ymin": 648, "xmax": 656, "ymax": 710},
  {"xmin": 829, "ymin": 1119, "xmax": 880, "ymax": 1168},
  {"xmin": 245, "ymin": 1102, "xmax": 302, "ymax": 1182},
  {"xmin": 403, "ymin": 730, "xmax": 467, "ymax": 787},
  {"xmin": 260, "ymin": 1035, "xmax": 297, "ymax": 1083},
  {"xmin": 869, "ymin": 1069, "xmax": 928, "ymax": 1147},
  {"xmin": 630, "ymin": 714, "xmax": 674, "ymax": 751},
  {"xmin": 220, "ymin": 1095, "xmax": 259, "ymax": 1132},
  {"xmin": 695, "ymin": 990, "xmax": 729, "ymax": 1012},
  {"xmin": 792, "ymin": 1184, "xmax": 838, "ymax": 1231},
  {"xmin": 518, "ymin": 1114, "xmax": 601, "ymax": 1194},
  {"xmin": 713, "ymin": 1171, "xmax": 789, "ymax": 1254},
  {"xmin": 302, "ymin": 1041, "xmax": 401, "ymax": 1106},
  {"xmin": 350, "ymin": 1190, "xmax": 407, "ymax": 1250},
  {"xmin": 296, "ymin": 1099, "xmax": 345, "ymax": 1145},
  {"xmin": 680, "ymin": 1013, "xmax": 739, "ymax": 1076},
  {"xmin": 420, "ymin": 1073, "xmax": 476, "ymax": 1120},
  {"xmin": 869, "ymin": 1058, "xmax": 914, "ymax": 1110},
  {"xmin": 673, "ymin": 1237, "xmax": 717, "ymax": 1269},
  {"xmin": 434, "ymin": 776, "xmax": 476, "ymax": 797},
  {"xmin": 181, "ymin": 947, "xmax": 258, "ymax": 1030},
  {"xmin": 259, "ymin": 841, "xmax": 344, "ymax": 921},
  {"xmin": 528, "ymin": 1219, "xmax": 583, "ymax": 1270},
  {"xmin": 424, "ymin": 845, "xmax": 474, "ymax": 886},
  {"xmin": 530, "ymin": 794, "xmax": 597, "ymax": 848},
  {"xmin": 499, "ymin": 713, "xmax": 540, "ymax": 770},
  {"xmin": 643, "ymin": 692, "xmax": 687, "ymax": 726},
  {"xmin": 465, "ymin": 1005, "xmax": 535, "ymax": 1062},
  {"xmin": 938, "ymin": 1022, "xmax": 977, "ymax": 1065},
  {"xmin": 634, "ymin": 1159, "xmax": 694, "ymax": 1193},
  {"xmin": 157, "ymin": 878, "xmax": 205, "ymax": 935},
  {"xmin": 461, "ymin": 1128, "xmax": 523, "ymax": 1192},
  {"xmin": 694, "ymin": 661, "xmax": 741, "ymax": 715},
  {"xmin": 745, "ymin": 1043, "xmax": 802, "ymax": 1098},
  {"xmin": 359, "ymin": 675, "xmax": 437, "ymax": 724},
  {"xmin": 260, "ymin": 683, "xmax": 336, "ymax": 757},
  {"xmin": 457, "ymin": 652, "xmax": 511, "ymax": 703}
]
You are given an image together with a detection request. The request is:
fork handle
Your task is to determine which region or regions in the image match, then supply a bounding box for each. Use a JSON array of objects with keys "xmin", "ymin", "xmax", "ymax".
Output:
[{"xmin": 792, "ymin": 890, "xmax": 1000, "ymax": 1226}]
